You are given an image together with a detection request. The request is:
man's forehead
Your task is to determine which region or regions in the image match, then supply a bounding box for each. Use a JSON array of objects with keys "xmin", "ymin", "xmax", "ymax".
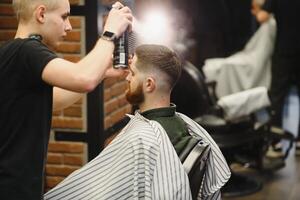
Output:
[
  {"xmin": 57, "ymin": 0, "xmax": 71, "ymax": 11},
  {"xmin": 132, "ymin": 55, "xmax": 138, "ymax": 63},
  {"xmin": 130, "ymin": 55, "xmax": 138, "ymax": 70}
]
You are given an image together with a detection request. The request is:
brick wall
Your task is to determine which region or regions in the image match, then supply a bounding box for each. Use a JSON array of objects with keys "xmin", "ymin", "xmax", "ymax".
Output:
[
  {"xmin": 104, "ymin": 77, "xmax": 131, "ymax": 129},
  {"xmin": 46, "ymin": 142, "xmax": 85, "ymax": 189},
  {"xmin": 0, "ymin": 0, "xmax": 17, "ymax": 46}
]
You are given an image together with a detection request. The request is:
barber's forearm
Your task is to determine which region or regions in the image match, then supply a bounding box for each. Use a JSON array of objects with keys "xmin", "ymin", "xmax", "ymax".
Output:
[
  {"xmin": 43, "ymin": 38, "xmax": 115, "ymax": 93},
  {"xmin": 75, "ymin": 38, "xmax": 114, "ymax": 87},
  {"xmin": 53, "ymin": 87, "xmax": 84, "ymax": 111}
]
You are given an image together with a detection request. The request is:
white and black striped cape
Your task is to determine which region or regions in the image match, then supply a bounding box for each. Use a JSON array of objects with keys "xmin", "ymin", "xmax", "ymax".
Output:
[
  {"xmin": 44, "ymin": 112, "xmax": 192, "ymax": 200},
  {"xmin": 44, "ymin": 112, "xmax": 230, "ymax": 200}
]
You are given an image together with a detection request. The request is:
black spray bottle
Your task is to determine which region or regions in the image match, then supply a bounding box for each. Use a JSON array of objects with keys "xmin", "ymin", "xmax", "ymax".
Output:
[{"xmin": 113, "ymin": 30, "xmax": 129, "ymax": 69}]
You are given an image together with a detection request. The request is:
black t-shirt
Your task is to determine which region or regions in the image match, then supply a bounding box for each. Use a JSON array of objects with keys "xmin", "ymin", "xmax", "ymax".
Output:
[
  {"xmin": 0, "ymin": 38, "xmax": 57, "ymax": 200},
  {"xmin": 263, "ymin": 0, "xmax": 300, "ymax": 55}
]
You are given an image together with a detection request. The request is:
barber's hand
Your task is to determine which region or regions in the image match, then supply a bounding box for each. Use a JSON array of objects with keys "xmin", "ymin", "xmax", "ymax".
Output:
[
  {"xmin": 104, "ymin": 2, "xmax": 133, "ymax": 37},
  {"xmin": 105, "ymin": 67, "xmax": 129, "ymax": 78},
  {"xmin": 104, "ymin": 58, "xmax": 129, "ymax": 78}
]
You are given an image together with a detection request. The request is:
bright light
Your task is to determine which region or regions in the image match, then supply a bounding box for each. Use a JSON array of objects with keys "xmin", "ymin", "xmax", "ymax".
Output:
[
  {"xmin": 134, "ymin": 9, "xmax": 174, "ymax": 46},
  {"xmin": 131, "ymin": 7, "xmax": 195, "ymax": 58}
]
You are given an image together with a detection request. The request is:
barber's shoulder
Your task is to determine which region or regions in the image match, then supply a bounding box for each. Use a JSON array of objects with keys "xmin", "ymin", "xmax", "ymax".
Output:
[
  {"xmin": 4, "ymin": 38, "xmax": 41, "ymax": 55},
  {"xmin": 21, "ymin": 38, "xmax": 58, "ymax": 59},
  {"xmin": 21, "ymin": 38, "xmax": 45, "ymax": 49}
]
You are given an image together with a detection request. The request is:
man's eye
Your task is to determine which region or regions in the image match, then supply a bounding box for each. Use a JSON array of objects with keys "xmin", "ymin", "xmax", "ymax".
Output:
[{"xmin": 62, "ymin": 13, "xmax": 70, "ymax": 20}]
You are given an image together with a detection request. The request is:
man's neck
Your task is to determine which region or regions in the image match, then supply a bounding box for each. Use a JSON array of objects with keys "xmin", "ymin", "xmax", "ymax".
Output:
[
  {"xmin": 15, "ymin": 22, "xmax": 39, "ymax": 39},
  {"xmin": 139, "ymin": 95, "xmax": 170, "ymax": 113}
]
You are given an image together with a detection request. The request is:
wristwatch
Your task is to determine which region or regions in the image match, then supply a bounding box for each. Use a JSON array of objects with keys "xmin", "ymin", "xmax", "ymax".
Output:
[{"xmin": 101, "ymin": 31, "xmax": 117, "ymax": 41}]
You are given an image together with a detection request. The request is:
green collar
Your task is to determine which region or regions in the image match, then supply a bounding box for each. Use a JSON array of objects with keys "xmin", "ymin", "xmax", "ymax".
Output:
[{"xmin": 141, "ymin": 104, "xmax": 176, "ymax": 120}]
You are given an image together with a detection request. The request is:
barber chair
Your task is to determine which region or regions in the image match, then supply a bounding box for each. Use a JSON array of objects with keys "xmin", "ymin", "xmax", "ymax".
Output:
[
  {"xmin": 179, "ymin": 137, "xmax": 210, "ymax": 199},
  {"xmin": 171, "ymin": 61, "xmax": 294, "ymax": 197}
]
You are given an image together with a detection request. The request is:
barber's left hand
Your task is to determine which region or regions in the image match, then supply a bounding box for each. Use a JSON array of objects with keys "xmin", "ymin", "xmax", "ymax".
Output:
[
  {"xmin": 104, "ymin": 58, "xmax": 129, "ymax": 78},
  {"xmin": 105, "ymin": 67, "xmax": 129, "ymax": 78}
]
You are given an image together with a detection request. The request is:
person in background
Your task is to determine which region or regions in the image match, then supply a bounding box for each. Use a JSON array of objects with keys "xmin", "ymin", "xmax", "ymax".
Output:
[
  {"xmin": 45, "ymin": 44, "xmax": 230, "ymax": 200},
  {"xmin": 0, "ymin": 0, "xmax": 132, "ymax": 199},
  {"xmin": 254, "ymin": 0, "xmax": 300, "ymax": 156},
  {"xmin": 251, "ymin": 0, "xmax": 266, "ymax": 29}
]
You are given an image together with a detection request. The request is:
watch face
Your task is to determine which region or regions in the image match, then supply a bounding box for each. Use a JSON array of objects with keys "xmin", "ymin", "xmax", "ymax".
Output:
[{"xmin": 103, "ymin": 31, "xmax": 115, "ymax": 38}]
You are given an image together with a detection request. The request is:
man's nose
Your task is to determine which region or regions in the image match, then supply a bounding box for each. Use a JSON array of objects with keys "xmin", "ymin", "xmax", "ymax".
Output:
[{"xmin": 65, "ymin": 19, "xmax": 72, "ymax": 32}]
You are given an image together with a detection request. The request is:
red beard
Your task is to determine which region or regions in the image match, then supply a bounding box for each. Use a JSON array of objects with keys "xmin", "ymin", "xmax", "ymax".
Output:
[{"xmin": 125, "ymin": 83, "xmax": 145, "ymax": 105}]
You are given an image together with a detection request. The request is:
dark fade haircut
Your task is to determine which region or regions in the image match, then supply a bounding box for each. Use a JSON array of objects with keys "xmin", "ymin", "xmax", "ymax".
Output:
[{"xmin": 135, "ymin": 44, "xmax": 182, "ymax": 89}]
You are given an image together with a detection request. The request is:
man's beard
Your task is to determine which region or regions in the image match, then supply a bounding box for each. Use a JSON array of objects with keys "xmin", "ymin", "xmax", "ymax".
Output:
[{"xmin": 125, "ymin": 83, "xmax": 145, "ymax": 106}]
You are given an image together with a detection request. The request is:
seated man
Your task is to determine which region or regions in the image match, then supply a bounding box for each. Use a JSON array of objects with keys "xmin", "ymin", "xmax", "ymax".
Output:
[
  {"xmin": 125, "ymin": 45, "xmax": 230, "ymax": 199},
  {"xmin": 45, "ymin": 45, "xmax": 230, "ymax": 200}
]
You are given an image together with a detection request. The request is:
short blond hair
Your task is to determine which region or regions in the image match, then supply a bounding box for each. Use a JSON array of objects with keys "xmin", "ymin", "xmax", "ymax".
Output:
[{"xmin": 12, "ymin": 0, "xmax": 60, "ymax": 21}]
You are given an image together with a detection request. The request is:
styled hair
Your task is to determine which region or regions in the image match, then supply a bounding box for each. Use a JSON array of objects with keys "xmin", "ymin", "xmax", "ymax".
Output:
[
  {"xmin": 135, "ymin": 44, "xmax": 182, "ymax": 89},
  {"xmin": 12, "ymin": 0, "xmax": 59, "ymax": 21}
]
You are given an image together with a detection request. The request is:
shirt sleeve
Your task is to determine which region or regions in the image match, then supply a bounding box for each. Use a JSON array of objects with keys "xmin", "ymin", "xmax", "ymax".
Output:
[{"xmin": 20, "ymin": 39, "xmax": 58, "ymax": 83}]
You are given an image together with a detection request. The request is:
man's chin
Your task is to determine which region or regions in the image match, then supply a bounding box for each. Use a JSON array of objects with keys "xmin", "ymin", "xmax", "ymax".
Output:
[
  {"xmin": 125, "ymin": 96, "xmax": 144, "ymax": 106},
  {"xmin": 125, "ymin": 94, "xmax": 137, "ymax": 105}
]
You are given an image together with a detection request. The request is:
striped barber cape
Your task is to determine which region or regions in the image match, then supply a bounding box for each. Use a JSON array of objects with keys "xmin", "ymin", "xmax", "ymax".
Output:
[{"xmin": 44, "ymin": 112, "xmax": 192, "ymax": 200}]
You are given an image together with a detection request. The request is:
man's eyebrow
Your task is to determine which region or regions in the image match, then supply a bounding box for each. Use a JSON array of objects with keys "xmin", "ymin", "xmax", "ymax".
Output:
[{"xmin": 62, "ymin": 12, "xmax": 70, "ymax": 16}]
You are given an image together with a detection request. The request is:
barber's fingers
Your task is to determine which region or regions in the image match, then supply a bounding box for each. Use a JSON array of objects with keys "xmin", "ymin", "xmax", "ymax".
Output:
[
  {"xmin": 119, "ymin": 8, "xmax": 133, "ymax": 21},
  {"xmin": 123, "ymin": 13, "xmax": 133, "ymax": 32},
  {"xmin": 120, "ymin": 7, "xmax": 133, "ymax": 31},
  {"xmin": 105, "ymin": 67, "xmax": 129, "ymax": 78},
  {"xmin": 120, "ymin": 6, "xmax": 131, "ymax": 13},
  {"xmin": 104, "ymin": 5, "xmax": 133, "ymax": 37},
  {"xmin": 112, "ymin": 1, "xmax": 124, "ymax": 9},
  {"xmin": 112, "ymin": 2, "xmax": 133, "ymax": 26}
]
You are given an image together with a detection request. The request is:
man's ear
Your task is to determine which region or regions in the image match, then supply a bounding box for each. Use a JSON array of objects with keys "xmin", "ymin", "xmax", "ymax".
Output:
[
  {"xmin": 145, "ymin": 77, "xmax": 156, "ymax": 93},
  {"xmin": 35, "ymin": 5, "xmax": 47, "ymax": 23}
]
